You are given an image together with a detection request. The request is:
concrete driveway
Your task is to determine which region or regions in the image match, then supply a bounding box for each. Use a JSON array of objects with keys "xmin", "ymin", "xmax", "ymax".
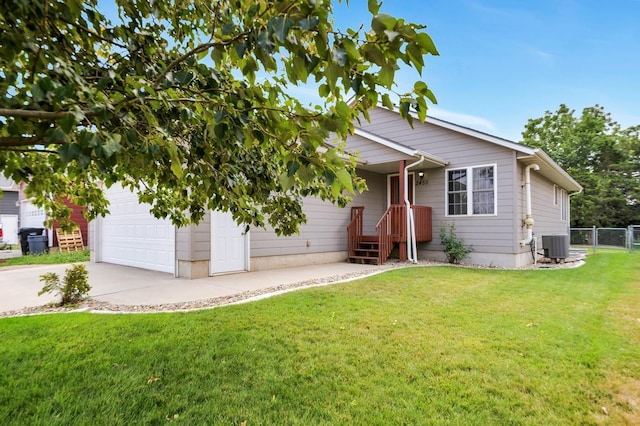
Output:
[{"xmin": 0, "ymin": 261, "xmax": 389, "ymax": 314}]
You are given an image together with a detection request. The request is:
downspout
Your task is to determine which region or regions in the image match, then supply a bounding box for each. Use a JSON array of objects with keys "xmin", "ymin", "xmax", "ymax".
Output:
[
  {"xmin": 519, "ymin": 164, "xmax": 540, "ymax": 247},
  {"xmin": 405, "ymin": 156, "xmax": 425, "ymax": 263}
]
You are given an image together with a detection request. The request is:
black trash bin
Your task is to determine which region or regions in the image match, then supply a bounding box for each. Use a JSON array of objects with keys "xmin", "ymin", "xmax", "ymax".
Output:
[
  {"xmin": 27, "ymin": 234, "xmax": 49, "ymax": 255},
  {"xmin": 18, "ymin": 227, "xmax": 46, "ymax": 255}
]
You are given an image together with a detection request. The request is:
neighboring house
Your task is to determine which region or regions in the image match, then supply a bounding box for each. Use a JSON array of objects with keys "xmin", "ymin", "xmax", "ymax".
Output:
[
  {"xmin": 16, "ymin": 182, "xmax": 89, "ymax": 249},
  {"xmin": 90, "ymin": 106, "xmax": 582, "ymax": 278},
  {"xmin": 0, "ymin": 175, "xmax": 20, "ymax": 246}
]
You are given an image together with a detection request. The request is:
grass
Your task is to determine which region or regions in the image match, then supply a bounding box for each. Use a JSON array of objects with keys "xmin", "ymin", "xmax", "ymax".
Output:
[
  {"xmin": 0, "ymin": 249, "xmax": 89, "ymax": 267},
  {"xmin": 0, "ymin": 251, "xmax": 638, "ymax": 425}
]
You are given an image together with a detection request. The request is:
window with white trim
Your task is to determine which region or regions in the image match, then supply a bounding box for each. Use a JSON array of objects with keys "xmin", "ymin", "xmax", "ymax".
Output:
[
  {"xmin": 446, "ymin": 165, "xmax": 496, "ymax": 216},
  {"xmin": 560, "ymin": 188, "xmax": 568, "ymax": 221}
]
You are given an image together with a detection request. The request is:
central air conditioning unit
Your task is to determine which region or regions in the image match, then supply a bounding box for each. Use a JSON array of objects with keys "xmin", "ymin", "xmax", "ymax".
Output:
[{"xmin": 541, "ymin": 235, "xmax": 569, "ymax": 262}]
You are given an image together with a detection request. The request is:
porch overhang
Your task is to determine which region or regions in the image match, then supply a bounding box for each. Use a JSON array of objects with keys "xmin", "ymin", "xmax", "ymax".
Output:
[{"xmin": 352, "ymin": 127, "xmax": 449, "ymax": 174}]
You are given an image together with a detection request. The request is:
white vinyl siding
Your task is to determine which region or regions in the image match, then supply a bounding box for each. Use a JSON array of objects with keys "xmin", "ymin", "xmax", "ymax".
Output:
[{"xmin": 446, "ymin": 165, "xmax": 496, "ymax": 216}]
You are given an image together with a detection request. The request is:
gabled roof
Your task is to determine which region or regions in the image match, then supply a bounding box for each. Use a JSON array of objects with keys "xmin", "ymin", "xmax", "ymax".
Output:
[
  {"xmin": 0, "ymin": 175, "xmax": 18, "ymax": 191},
  {"xmin": 517, "ymin": 150, "xmax": 583, "ymax": 193},
  {"xmin": 420, "ymin": 114, "xmax": 582, "ymax": 193},
  {"xmin": 424, "ymin": 115, "xmax": 536, "ymax": 155},
  {"xmin": 353, "ymin": 127, "xmax": 449, "ymax": 168},
  {"xmin": 377, "ymin": 106, "xmax": 583, "ymax": 193}
]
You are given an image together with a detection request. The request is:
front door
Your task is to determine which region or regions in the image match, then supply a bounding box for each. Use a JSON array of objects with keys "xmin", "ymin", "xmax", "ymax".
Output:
[
  {"xmin": 210, "ymin": 211, "xmax": 248, "ymax": 275},
  {"xmin": 388, "ymin": 173, "xmax": 415, "ymax": 206}
]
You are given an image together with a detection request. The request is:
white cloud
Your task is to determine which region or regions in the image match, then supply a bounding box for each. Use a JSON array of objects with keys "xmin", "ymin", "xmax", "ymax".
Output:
[
  {"xmin": 429, "ymin": 107, "xmax": 497, "ymax": 132},
  {"xmin": 525, "ymin": 45, "xmax": 554, "ymax": 62},
  {"xmin": 465, "ymin": 0, "xmax": 520, "ymax": 20}
]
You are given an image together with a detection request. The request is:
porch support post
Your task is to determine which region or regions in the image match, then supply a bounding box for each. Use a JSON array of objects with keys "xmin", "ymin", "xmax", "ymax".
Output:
[{"xmin": 398, "ymin": 159, "xmax": 407, "ymax": 261}]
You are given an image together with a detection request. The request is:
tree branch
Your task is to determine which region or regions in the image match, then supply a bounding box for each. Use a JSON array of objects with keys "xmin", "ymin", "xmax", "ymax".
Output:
[
  {"xmin": 0, "ymin": 108, "xmax": 100, "ymax": 121},
  {"xmin": 0, "ymin": 147, "xmax": 58, "ymax": 154},
  {"xmin": 0, "ymin": 108, "xmax": 69, "ymax": 120},
  {"xmin": 57, "ymin": 16, "xmax": 128, "ymax": 50},
  {"xmin": 153, "ymin": 30, "xmax": 251, "ymax": 89},
  {"xmin": 0, "ymin": 136, "xmax": 64, "ymax": 147}
]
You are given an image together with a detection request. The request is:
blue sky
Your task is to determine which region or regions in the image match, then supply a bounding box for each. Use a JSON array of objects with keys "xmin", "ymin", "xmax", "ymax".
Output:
[
  {"xmin": 328, "ymin": 0, "xmax": 640, "ymax": 141},
  {"xmin": 99, "ymin": 0, "xmax": 640, "ymax": 142}
]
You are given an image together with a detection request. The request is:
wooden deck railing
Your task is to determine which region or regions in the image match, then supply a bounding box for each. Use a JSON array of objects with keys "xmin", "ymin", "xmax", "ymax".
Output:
[
  {"xmin": 387, "ymin": 204, "xmax": 406, "ymax": 243},
  {"xmin": 412, "ymin": 205, "xmax": 433, "ymax": 242},
  {"xmin": 376, "ymin": 206, "xmax": 395, "ymax": 264},
  {"xmin": 347, "ymin": 206, "xmax": 364, "ymax": 257},
  {"xmin": 348, "ymin": 204, "xmax": 432, "ymax": 264}
]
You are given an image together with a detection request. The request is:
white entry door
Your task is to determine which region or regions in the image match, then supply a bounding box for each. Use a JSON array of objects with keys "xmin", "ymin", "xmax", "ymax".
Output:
[{"xmin": 210, "ymin": 211, "xmax": 248, "ymax": 275}]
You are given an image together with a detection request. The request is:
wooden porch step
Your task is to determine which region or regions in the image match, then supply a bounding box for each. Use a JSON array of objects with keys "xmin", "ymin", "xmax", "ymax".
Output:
[
  {"xmin": 354, "ymin": 248, "xmax": 379, "ymax": 257},
  {"xmin": 347, "ymin": 255, "xmax": 381, "ymax": 265},
  {"xmin": 357, "ymin": 241, "xmax": 379, "ymax": 249},
  {"xmin": 358, "ymin": 241, "xmax": 379, "ymax": 247}
]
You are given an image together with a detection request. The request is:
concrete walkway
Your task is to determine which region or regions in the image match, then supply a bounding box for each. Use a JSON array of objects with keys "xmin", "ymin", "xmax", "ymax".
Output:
[{"xmin": 0, "ymin": 261, "xmax": 390, "ymax": 314}]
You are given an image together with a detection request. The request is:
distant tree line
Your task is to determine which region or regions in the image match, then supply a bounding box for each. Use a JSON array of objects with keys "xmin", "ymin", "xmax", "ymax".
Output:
[{"xmin": 522, "ymin": 104, "xmax": 640, "ymax": 227}]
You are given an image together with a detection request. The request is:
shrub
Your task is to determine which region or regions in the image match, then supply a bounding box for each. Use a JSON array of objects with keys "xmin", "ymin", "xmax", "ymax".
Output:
[
  {"xmin": 38, "ymin": 264, "xmax": 91, "ymax": 306},
  {"xmin": 439, "ymin": 223, "xmax": 472, "ymax": 264}
]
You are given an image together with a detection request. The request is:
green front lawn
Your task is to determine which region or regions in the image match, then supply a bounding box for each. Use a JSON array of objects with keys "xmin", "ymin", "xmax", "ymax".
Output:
[
  {"xmin": 0, "ymin": 249, "xmax": 90, "ymax": 267},
  {"xmin": 1, "ymin": 252, "xmax": 638, "ymax": 424}
]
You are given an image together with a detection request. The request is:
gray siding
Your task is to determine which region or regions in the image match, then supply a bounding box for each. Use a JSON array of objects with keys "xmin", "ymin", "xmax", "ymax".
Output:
[
  {"xmin": 513, "ymin": 163, "xmax": 570, "ymax": 251},
  {"xmin": 250, "ymin": 197, "xmax": 349, "ymax": 257},
  {"xmin": 176, "ymin": 212, "xmax": 210, "ymax": 261},
  {"xmin": 529, "ymin": 171, "xmax": 570, "ymax": 237},
  {"xmin": 355, "ymin": 170, "xmax": 387, "ymax": 235},
  {"xmin": 356, "ymin": 108, "xmax": 519, "ymax": 255},
  {"xmin": 0, "ymin": 191, "xmax": 19, "ymax": 215},
  {"xmin": 346, "ymin": 134, "xmax": 409, "ymax": 165},
  {"xmin": 250, "ymin": 170, "xmax": 386, "ymax": 257},
  {"xmin": 248, "ymin": 107, "xmax": 574, "ymax": 265}
]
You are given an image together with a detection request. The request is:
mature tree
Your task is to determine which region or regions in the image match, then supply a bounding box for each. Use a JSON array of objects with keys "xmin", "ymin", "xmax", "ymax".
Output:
[
  {"xmin": 0, "ymin": 0, "xmax": 438, "ymax": 234},
  {"xmin": 522, "ymin": 104, "xmax": 640, "ymax": 227}
]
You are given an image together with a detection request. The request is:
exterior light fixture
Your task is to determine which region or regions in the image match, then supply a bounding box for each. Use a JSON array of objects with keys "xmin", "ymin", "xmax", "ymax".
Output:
[{"xmin": 417, "ymin": 170, "xmax": 428, "ymax": 186}]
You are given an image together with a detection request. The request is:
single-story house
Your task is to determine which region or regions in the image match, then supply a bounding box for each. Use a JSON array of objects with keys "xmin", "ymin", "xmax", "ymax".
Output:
[
  {"xmin": 0, "ymin": 176, "xmax": 89, "ymax": 250},
  {"xmin": 89, "ymin": 106, "xmax": 582, "ymax": 277}
]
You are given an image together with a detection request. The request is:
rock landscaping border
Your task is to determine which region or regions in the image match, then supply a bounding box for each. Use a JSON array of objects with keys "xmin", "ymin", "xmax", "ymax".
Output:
[{"xmin": 0, "ymin": 257, "xmax": 585, "ymax": 318}]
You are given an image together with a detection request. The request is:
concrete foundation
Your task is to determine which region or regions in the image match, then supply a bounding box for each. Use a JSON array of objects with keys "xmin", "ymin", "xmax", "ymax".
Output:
[
  {"xmin": 177, "ymin": 259, "xmax": 210, "ymax": 279},
  {"xmin": 417, "ymin": 250, "xmax": 532, "ymax": 269},
  {"xmin": 250, "ymin": 251, "xmax": 348, "ymax": 271}
]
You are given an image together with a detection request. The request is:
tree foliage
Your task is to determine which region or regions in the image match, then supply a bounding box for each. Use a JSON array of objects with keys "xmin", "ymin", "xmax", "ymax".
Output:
[
  {"xmin": 522, "ymin": 104, "xmax": 640, "ymax": 227},
  {"xmin": 0, "ymin": 0, "xmax": 438, "ymax": 235}
]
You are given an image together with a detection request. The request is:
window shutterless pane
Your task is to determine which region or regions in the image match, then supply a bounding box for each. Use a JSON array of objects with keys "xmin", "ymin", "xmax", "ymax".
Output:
[
  {"xmin": 473, "ymin": 190, "xmax": 494, "ymax": 214},
  {"xmin": 448, "ymin": 170, "xmax": 467, "ymax": 192},
  {"xmin": 448, "ymin": 192, "xmax": 467, "ymax": 215}
]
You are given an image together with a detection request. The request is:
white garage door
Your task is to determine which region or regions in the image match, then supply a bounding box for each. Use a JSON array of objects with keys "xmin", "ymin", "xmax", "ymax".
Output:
[{"xmin": 100, "ymin": 184, "xmax": 175, "ymax": 273}]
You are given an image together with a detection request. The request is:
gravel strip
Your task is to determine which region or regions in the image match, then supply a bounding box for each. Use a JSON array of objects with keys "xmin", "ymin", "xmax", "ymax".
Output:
[{"xmin": 0, "ymin": 257, "xmax": 585, "ymax": 318}]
